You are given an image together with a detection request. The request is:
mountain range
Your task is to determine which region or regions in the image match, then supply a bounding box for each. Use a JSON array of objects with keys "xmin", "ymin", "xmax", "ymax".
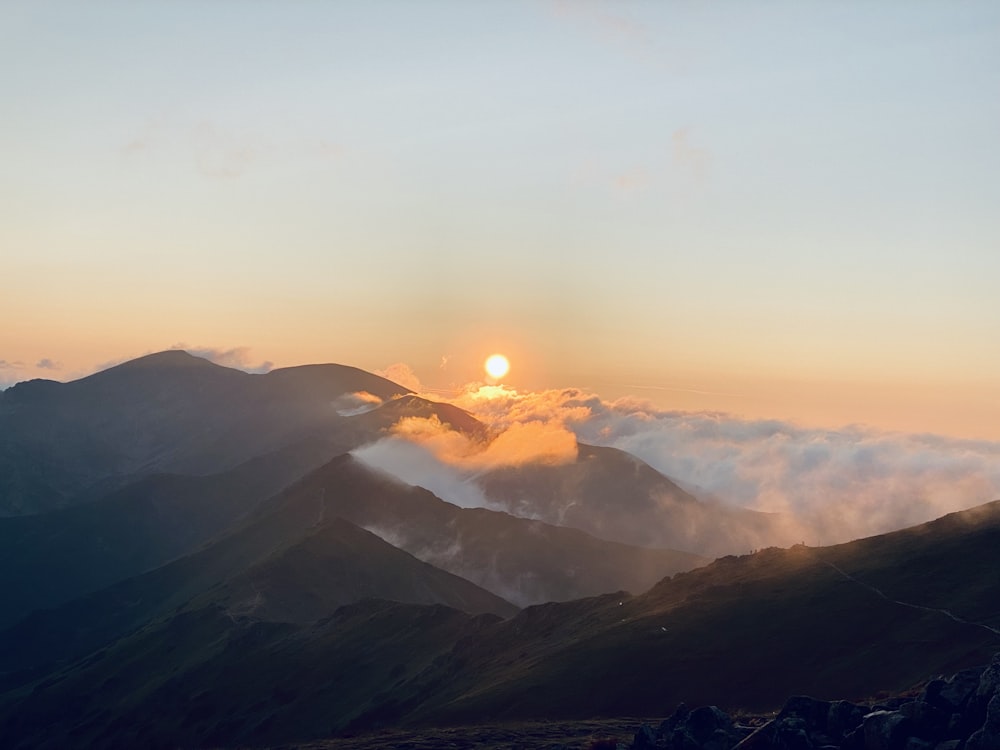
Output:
[{"xmin": 1, "ymin": 351, "xmax": 996, "ymax": 749}]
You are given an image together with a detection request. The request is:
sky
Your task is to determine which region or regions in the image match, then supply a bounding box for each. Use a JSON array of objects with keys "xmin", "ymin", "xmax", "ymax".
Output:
[{"xmin": 3, "ymin": 1, "xmax": 1000, "ymax": 439}]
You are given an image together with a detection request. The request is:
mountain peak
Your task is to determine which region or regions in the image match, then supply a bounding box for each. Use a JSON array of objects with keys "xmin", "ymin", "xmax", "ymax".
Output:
[{"xmin": 111, "ymin": 350, "xmax": 224, "ymax": 371}]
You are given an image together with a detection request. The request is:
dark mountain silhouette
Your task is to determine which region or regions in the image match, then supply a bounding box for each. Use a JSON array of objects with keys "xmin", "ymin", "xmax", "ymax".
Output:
[
  {"xmin": 0, "ymin": 458, "xmax": 518, "ymax": 685},
  {"xmin": 2, "ymin": 351, "xmax": 796, "ymax": 561},
  {"xmin": 0, "ymin": 454, "xmax": 699, "ymax": 682},
  {"xmin": 478, "ymin": 443, "xmax": 793, "ymax": 556},
  {"xmin": 248, "ymin": 454, "xmax": 708, "ymax": 606},
  {"xmin": 4, "ymin": 351, "xmax": 993, "ymax": 750},
  {"xmin": 2, "ymin": 501, "xmax": 997, "ymax": 749},
  {"xmin": 0, "ymin": 599, "xmax": 498, "ymax": 750},
  {"xmin": 0, "ymin": 350, "xmax": 410, "ymax": 515},
  {"xmin": 202, "ymin": 518, "xmax": 514, "ymax": 624},
  {"xmin": 0, "ymin": 436, "xmax": 345, "ymax": 629},
  {"xmin": 1, "ymin": 389, "xmax": 608, "ymax": 625},
  {"xmin": 413, "ymin": 500, "xmax": 1000, "ymax": 726},
  {"xmin": 1, "ymin": 351, "xmax": 785, "ymax": 566}
]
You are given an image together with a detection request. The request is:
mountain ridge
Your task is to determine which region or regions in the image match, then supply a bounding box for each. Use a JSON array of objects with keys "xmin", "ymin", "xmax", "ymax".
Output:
[
  {"xmin": 0, "ymin": 350, "xmax": 410, "ymax": 515},
  {"xmin": 2, "ymin": 499, "xmax": 997, "ymax": 748},
  {"xmin": 2, "ymin": 350, "xmax": 995, "ymax": 749}
]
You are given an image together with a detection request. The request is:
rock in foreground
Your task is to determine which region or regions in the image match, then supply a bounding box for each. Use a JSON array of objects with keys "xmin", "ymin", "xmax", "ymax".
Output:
[{"xmin": 630, "ymin": 652, "xmax": 1000, "ymax": 750}]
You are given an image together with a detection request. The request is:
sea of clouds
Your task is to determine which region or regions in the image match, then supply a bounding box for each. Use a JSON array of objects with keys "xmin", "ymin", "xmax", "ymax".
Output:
[{"xmin": 353, "ymin": 375, "xmax": 1000, "ymax": 547}]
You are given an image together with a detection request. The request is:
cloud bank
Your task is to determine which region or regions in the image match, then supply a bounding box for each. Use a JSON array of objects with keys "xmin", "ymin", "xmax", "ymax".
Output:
[
  {"xmin": 493, "ymin": 386, "xmax": 1000, "ymax": 543},
  {"xmin": 353, "ymin": 411, "xmax": 578, "ymax": 511},
  {"xmin": 356, "ymin": 378, "xmax": 1000, "ymax": 547}
]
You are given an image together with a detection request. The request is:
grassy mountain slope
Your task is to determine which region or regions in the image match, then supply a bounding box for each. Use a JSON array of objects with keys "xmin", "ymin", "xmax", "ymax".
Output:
[
  {"xmin": 251, "ymin": 454, "xmax": 708, "ymax": 606},
  {"xmin": 200, "ymin": 517, "xmax": 519, "ymax": 623},
  {"xmin": 2, "ymin": 501, "xmax": 997, "ymax": 749},
  {"xmin": 416, "ymin": 500, "xmax": 1000, "ymax": 724},
  {"xmin": 0, "ymin": 453, "xmax": 698, "ymax": 683},
  {"xmin": 1, "ymin": 599, "xmax": 498, "ymax": 750},
  {"xmin": 0, "ymin": 465, "xmax": 516, "ymax": 687},
  {"xmin": 0, "ymin": 436, "xmax": 342, "ymax": 629}
]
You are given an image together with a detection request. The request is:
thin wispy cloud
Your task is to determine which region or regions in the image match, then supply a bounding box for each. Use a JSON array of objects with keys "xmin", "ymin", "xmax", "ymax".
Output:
[
  {"xmin": 333, "ymin": 390, "xmax": 383, "ymax": 417},
  {"xmin": 354, "ymin": 437, "xmax": 493, "ymax": 511},
  {"xmin": 123, "ymin": 118, "xmax": 267, "ymax": 179},
  {"xmin": 374, "ymin": 363, "xmax": 422, "ymax": 392},
  {"xmin": 190, "ymin": 121, "xmax": 260, "ymax": 179},
  {"xmin": 571, "ymin": 129, "xmax": 710, "ymax": 195},
  {"xmin": 122, "ymin": 117, "xmax": 348, "ymax": 180},
  {"xmin": 671, "ymin": 127, "xmax": 711, "ymax": 183},
  {"xmin": 303, "ymin": 138, "xmax": 345, "ymax": 161},
  {"xmin": 614, "ymin": 167, "xmax": 651, "ymax": 192},
  {"xmin": 170, "ymin": 345, "xmax": 273, "ymax": 373},
  {"xmin": 0, "ymin": 360, "xmax": 27, "ymax": 390},
  {"xmin": 549, "ymin": 0, "xmax": 656, "ymax": 65}
]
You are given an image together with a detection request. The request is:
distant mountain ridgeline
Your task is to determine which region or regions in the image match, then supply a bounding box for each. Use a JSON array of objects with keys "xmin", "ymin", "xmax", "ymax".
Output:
[
  {"xmin": 0, "ymin": 350, "xmax": 796, "ymax": 553},
  {"xmin": 0, "ymin": 350, "xmax": 784, "ymax": 622},
  {"xmin": 0, "ymin": 350, "xmax": 411, "ymax": 515}
]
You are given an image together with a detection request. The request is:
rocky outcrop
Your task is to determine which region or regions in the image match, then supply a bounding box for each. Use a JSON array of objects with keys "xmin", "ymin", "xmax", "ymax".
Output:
[
  {"xmin": 631, "ymin": 653, "xmax": 1000, "ymax": 750},
  {"xmin": 633, "ymin": 703, "xmax": 753, "ymax": 749}
]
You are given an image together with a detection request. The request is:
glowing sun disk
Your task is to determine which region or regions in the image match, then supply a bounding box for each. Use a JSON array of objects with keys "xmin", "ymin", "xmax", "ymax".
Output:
[{"xmin": 485, "ymin": 354, "xmax": 510, "ymax": 379}]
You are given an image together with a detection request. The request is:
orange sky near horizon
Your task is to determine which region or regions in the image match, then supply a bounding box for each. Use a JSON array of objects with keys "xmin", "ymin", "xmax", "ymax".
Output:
[
  {"xmin": 3, "ymin": 327, "xmax": 998, "ymax": 442},
  {"xmin": 2, "ymin": 3, "xmax": 999, "ymax": 443}
]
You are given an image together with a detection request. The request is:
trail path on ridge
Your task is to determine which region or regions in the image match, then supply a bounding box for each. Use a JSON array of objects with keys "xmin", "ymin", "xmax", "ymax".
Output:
[{"xmin": 817, "ymin": 556, "xmax": 1000, "ymax": 638}]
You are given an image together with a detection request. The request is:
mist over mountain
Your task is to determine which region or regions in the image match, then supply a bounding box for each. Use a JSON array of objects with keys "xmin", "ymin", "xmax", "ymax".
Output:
[
  {"xmin": 476, "ymin": 443, "xmax": 792, "ymax": 556},
  {"xmin": 354, "ymin": 383, "xmax": 1000, "ymax": 553},
  {"xmin": 1, "ymin": 351, "xmax": 997, "ymax": 749},
  {"xmin": 248, "ymin": 454, "xmax": 708, "ymax": 606},
  {"xmin": 0, "ymin": 456, "xmax": 518, "ymax": 684}
]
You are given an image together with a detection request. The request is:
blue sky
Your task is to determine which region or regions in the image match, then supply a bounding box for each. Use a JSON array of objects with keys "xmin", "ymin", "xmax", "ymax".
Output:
[{"xmin": 2, "ymin": 1, "xmax": 999, "ymax": 437}]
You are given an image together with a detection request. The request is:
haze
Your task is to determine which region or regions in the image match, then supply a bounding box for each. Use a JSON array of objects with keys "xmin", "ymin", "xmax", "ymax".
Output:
[{"xmin": 2, "ymin": 1, "xmax": 999, "ymax": 439}]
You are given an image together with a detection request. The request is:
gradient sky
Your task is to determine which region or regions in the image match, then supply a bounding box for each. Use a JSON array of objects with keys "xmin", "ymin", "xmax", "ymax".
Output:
[{"xmin": 3, "ymin": 1, "xmax": 999, "ymax": 439}]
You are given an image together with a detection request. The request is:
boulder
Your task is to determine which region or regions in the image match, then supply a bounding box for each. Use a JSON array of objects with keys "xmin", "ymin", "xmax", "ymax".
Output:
[
  {"xmin": 685, "ymin": 705, "xmax": 736, "ymax": 748},
  {"xmin": 966, "ymin": 692, "xmax": 1000, "ymax": 750},
  {"xmin": 975, "ymin": 652, "xmax": 1000, "ymax": 704},
  {"xmin": 895, "ymin": 700, "xmax": 949, "ymax": 744},
  {"xmin": 658, "ymin": 703, "xmax": 690, "ymax": 737},
  {"xmin": 631, "ymin": 653, "xmax": 1000, "ymax": 750},
  {"xmin": 862, "ymin": 709, "xmax": 911, "ymax": 750},
  {"xmin": 732, "ymin": 696, "xmax": 846, "ymax": 749},
  {"xmin": 636, "ymin": 703, "xmax": 744, "ymax": 750},
  {"xmin": 731, "ymin": 720, "xmax": 778, "ymax": 750},
  {"xmin": 828, "ymin": 701, "xmax": 870, "ymax": 741},
  {"xmin": 923, "ymin": 667, "xmax": 982, "ymax": 713},
  {"xmin": 633, "ymin": 723, "xmax": 658, "ymax": 750}
]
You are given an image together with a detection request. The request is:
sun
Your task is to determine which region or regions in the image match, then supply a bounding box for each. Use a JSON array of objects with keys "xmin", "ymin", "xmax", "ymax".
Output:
[{"xmin": 484, "ymin": 353, "xmax": 510, "ymax": 380}]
